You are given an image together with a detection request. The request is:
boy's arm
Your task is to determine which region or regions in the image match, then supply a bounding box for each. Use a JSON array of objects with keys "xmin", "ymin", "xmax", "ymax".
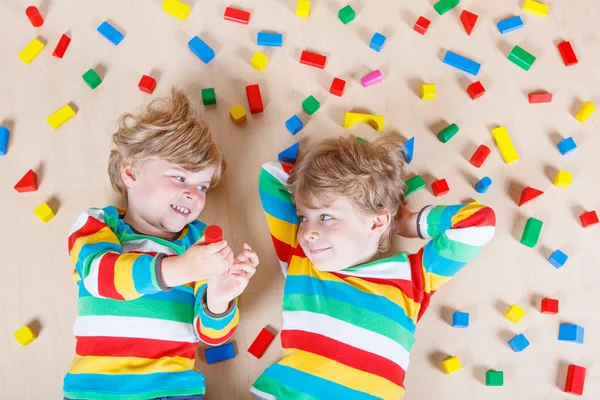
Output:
[
  {"xmin": 68, "ymin": 208, "xmax": 169, "ymax": 300},
  {"xmin": 258, "ymin": 162, "xmax": 300, "ymax": 276},
  {"xmin": 192, "ymin": 280, "xmax": 239, "ymax": 345}
]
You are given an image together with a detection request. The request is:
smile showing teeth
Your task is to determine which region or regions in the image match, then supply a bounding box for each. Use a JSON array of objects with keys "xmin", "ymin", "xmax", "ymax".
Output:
[{"xmin": 171, "ymin": 204, "xmax": 190, "ymax": 215}]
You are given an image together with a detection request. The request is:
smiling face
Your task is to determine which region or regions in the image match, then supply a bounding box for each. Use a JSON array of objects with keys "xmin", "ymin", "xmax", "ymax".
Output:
[
  {"xmin": 122, "ymin": 159, "xmax": 215, "ymax": 238},
  {"xmin": 296, "ymin": 196, "xmax": 390, "ymax": 271}
]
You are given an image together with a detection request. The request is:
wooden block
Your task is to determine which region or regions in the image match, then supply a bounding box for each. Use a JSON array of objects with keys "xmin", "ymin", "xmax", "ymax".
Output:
[
  {"xmin": 437, "ymin": 123, "xmax": 459, "ymax": 143},
  {"xmin": 204, "ymin": 343, "xmax": 235, "ymax": 364},
  {"xmin": 296, "ymin": 0, "xmax": 311, "ymax": 18},
  {"xmin": 520, "ymin": 217, "xmax": 543, "ymax": 247},
  {"xmin": 518, "ymin": 187, "xmax": 543, "ymax": 206},
  {"xmin": 224, "ymin": 7, "xmax": 250, "ymax": 24},
  {"xmin": 246, "ymin": 84, "xmax": 264, "ymax": 114},
  {"xmin": 229, "ymin": 104, "xmax": 247, "ymax": 124},
  {"xmin": 413, "ymin": 16, "xmax": 430, "ymax": 35},
  {"xmin": 300, "ymin": 50, "xmax": 326, "ymax": 69},
  {"xmin": 434, "ymin": 0, "xmax": 459, "ymax": 15},
  {"xmin": 34, "ymin": 202, "xmax": 55, "ymax": 223},
  {"xmin": 47, "ymin": 104, "xmax": 76, "ymax": 129},
  {"xmin": 460, "ymin": 10, "xmax": 478, "ymax": 35},
  {"xmin": 565, "ymin": 364, "xmax": 586, "ymax": 395},
  {"xmin": 469, "ymin": 144, "xmax": 490, "ymax": 167},
  {"xmin": 162, "ymin": 0, "xmax": 191, "ymax": 20},
  {"xmin": 505, "ymin": 304, "xmax": 526, "ymax": 323},
  {"xmin": 431, "ymin": 178, "xmax": 449, "ymax": 197},
  {"xmin": 523, "ymin": 0, "xmax": 549, "ymax": 17},
  {"xmin": 14, "ymin": 170, "xmax": 38, "ymax": 192},
  {"xmin": 540, "ymin": 298, "xmax": 558, "ymax": 314},
  {"xmin": 492, "ymin": 126, "xmax": 519, "ymax": 164},
  {"xmin": 579, "ymin": 210, "xmax": 599, "ymax": 228},
  {"xmin": 329, "ymin": 77, "xmax": 346, "ymax": 97},
  {"xmin": 247, "ymin": 328, "xmax": 276, "ymax": 358},
  {"xmin": 343, "ymin": 112, "xmax": 384, "ymax": 131},
  {"xmin": 14, "ymin": 325, "xmax": 37, "ymax": 346},
  {"xmin": 553, "ymin": 171, "xmax": 572, "ymax": 188},
  {"xmin": 138, "ymin": 75, "xmax": 156, "ymax": 94},
  {"xmin": 575, "ymin": 101, "xmax": 595, "ymax": 123},
  {"xmin": 508, "ymin": 45, "xmax": 536, "ymax": 71},
  {"xmin": 441, "ymin": 356, "xmax": 462, "ymax": 374},
  {"xmin": 52, "ymin": 34, "xmax": 71, "ymax": 58},
  {"xmin": 18, "ymin": 38, "xmax": 45, "ymax": 64},
  {"xmin": 557, "ymin": 41, "xmax": 578, "ymax": 66},
  {"xmin": 421, "ymin": 83, "xmax": 436, "ymax": 100},
  {"xmin": 251, "ymin": 51, "xmax": 268, "ymax": 71},
  {"xmin": 204, "ymin": 225, "xmax": 222, "ymax": 244},
  {"xmin": 302, "ymin": 95, "xmax": 320, "ymax": 115},
  {"xmin": 405, "ymin": 175, "xmax": 426, "ymax": 197},
  {"xmin": 467, "ymin": 81, "xmax": 485, "ymax": 99},
  {"xmin": 82, "ymin": 69, "xmax": 102, "ymax": 89},
  {"xmin": 528, "ymin": 92, "xmax": 552, "ymax": 103}
]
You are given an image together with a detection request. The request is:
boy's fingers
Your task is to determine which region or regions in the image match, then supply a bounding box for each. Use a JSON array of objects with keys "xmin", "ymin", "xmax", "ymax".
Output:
[
  {"xmin": 231, "ymin": 263, "xmax": 256, "ymax": 276},
  {"xmin": 245, "ymin": 251, "xmax": 259, "ymax": 267},
  {"xmin": 202, "ymin": 240, "xmax": 228, "ymax": 253}
]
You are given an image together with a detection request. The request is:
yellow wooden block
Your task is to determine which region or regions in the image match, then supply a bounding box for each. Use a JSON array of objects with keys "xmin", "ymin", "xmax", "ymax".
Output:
[
  {"xmin": 34, "ymin": 202, "xmax": 55, "ymax": 223},
  {"xmin": 162, "ymin": 0, "xmax": 191, "ymax": 20},
  {"xmin": 14, "ymin": 325, "xmax": 37, "ymax": 346},
  {"xmin": 505, "ymin": 304, "xmax": 526, "ymax": 323},
  {"xmin": 296, "ymin": 0, "xmax": 311, "ymax": 18},
  {"xmin": 492, "ymin": 126, "xmax": 519, "ymax": 164},
  {"xmin": 344, "ymin": 112, "xmax": 384, "ymax": 131},
  {"xmin": 251, "ymin": 52, "xmax": 269, "ymax": 71},
  {"xmin": 47, "ymin": 104, "xmax": 76, "ymax": 129},
  {"xmin": 421, "ymin": 84, "xmax": 436, "ymax": 100},
  {"xmin": 575, "ymin": 101, "xmax": 596, "ymax": 123},
  {"xmin": 229, "ymin": 104, "xmax": 247, "ymax": 124},
  {"xmin": 554, "ymin": 171, "xmax": 572, "ymax": 188},
  {"xmin": 442, "ymin": 356, "xmax": 462, "ymax": 374},
  {"xmin": 18, "ymin": 38, "xmax": 45, "ymax": 64},
  {"xmin": 523, "ymin": 0, "xmax": 549, "ymax": 17}
]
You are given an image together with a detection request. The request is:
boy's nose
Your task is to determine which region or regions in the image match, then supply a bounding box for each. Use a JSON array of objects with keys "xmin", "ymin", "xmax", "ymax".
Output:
[
  {"xmin": 184, "ymin": 185, "xmax": 199, "ymax": 200},
  {"xmin": 303, "ymin": 228, "xmax": 320, "ymax": 241}
]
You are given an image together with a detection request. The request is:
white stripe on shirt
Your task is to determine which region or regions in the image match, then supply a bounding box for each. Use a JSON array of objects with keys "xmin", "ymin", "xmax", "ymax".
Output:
[{"xmin": 445, "ymin": 225, "xmax": 496, "ymax": 246}]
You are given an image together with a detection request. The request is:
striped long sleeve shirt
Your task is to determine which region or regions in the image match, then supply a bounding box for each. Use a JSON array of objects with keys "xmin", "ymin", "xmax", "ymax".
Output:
[
  {"xmin": 63, "ymin": 206, "xmax": 239, "ymax": 400},
  {"xmin": 251, "ymin": 162, "xmax": 496, "ymax": 400}
]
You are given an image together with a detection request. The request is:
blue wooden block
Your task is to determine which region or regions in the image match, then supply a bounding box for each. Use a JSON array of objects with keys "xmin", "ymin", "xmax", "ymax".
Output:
[
  {"xmin": 285, "ymin": 115, "xmax": 304, "ymax": 135},
  {"xmin": 0, "ymin": 126, "xmax": 9, "ymax": 156},
  {"xmin": 497, "ymin": 16, "xmax": 524, "ymax": 34},
  {"xmin": 508, "ymin": 333, "xmax": 530, "ymax": 352},
  {"xmin": 257, "ymin": 32, "xmax": 283, "ymax": 47},
  {"xmin": 443, "ymin": 51, "xmax": 481, "ymax": 76},
  {"xmin": 557, "ymin": 137, "xmax": 577, "ymax": 155},
  {"xmin": 548, "ymin": 249, "xmax": 568, "ymax": 268},
  {"xmin": 188, "ymin": 36, "xmax": 215, "ymax": 64},
  {"xmin": 369, "ymin": 32, "xmax": 387, "ymax": 52},
  {"xmin": 204, "ymin": 343, "xmax": 235, "ymax": 364},
  {"xmin": 403, "ymin": 137, "xmax": 414, "ymax": 164},
  {"xmin": 278, "ymin": 143, "xmax": 299, "ymax": 164},
  {"xmin": 97, "ymin": 21, "xmax": 125, "ymax": 45},
  {"xmin": 475, "ymin": 176, "xmax": 492, "ymax": 193},
  {"xmin": 452, "ymin": 311, "xmax": 470, "ymax": 328},
  {"xmin": 559, "ymin": 324, "xmax": 584, "ymax": 344}
]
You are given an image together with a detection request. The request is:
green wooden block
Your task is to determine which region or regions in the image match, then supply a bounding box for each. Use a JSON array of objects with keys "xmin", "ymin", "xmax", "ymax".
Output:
[
  {"xmin": 201, "ymin": 88, "xmax": 216, "ymax": 105},
  {"xmin": 508, "ymin": 46, "xmax": 536, "ymax": 71},
  {"xmin": 486, "ymin": 370, "xmax": 504, "ymax": 386},
  {"xmin": 356, "ymin": 137, "xmax": 365, "ymax": 143},
  {"xmin": 302, "ymin": 95, "xmax": 320, "ymax": 115},
  {"xmin": 437, "ymin": 123, "xmax": 459, "ymax": 143},
  {"xmin": 405, "ymin": 175, "xmax": 426, "ymax": 197},
  {"xmin": 82, "ymin": 69, "xmax": 102, "ymax": 89},
  {"xmin": 434, "ymin": 0, "xmax": 460, "ymax": 15},
  {"xmin": 338, "ymin": 5, "xmax": 356, "ymax": 24},
  {"xmin": 520, "ymin": 217, "xmax": 543, "ymax": 247}
]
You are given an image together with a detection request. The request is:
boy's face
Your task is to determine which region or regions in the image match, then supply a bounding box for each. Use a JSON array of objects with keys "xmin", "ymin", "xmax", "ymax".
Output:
[
  {"xmin": 123, "ymin": 159, "xmax": 215, "ymax": 237},
  {"xmin": 296, "ymin": 196, "xmax": 388, "ymax": 271}
]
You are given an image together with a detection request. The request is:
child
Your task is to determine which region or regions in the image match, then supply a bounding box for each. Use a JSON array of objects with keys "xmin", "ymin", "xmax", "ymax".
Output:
[
  {"xmin": 62, "ymin": 89, "xmax": 259, "ymax": 400},
  {"xmin": 251, "ymin": 134, "xmax": 496, "ymax": 399}
]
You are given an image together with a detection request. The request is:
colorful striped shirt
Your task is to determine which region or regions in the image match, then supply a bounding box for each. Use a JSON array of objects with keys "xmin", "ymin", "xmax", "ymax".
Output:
[
  {"xmin": 251, "ymin": 162, "xmax": 496, "ymax": 400},
  {"xmin": 63, "ymin": 206, "xmax": 239, "ymax": 400}
]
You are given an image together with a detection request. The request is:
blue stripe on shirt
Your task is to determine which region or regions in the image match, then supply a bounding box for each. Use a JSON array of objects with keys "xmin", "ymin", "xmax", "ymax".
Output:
[
  {"xmin": 259, "ymin": 189, "xmax": 299, "ymax": 225},
  {"xmin": 63, "ymin": 370, "xmax": 205, "ymax": 393},
  {"xmin": 422, "ymin": 240, "xmax": 466, "ymax": 277}
]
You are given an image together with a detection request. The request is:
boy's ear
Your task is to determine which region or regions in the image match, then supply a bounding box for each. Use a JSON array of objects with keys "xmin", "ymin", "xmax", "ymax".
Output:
[
  {"xmin": 371, "ymin": 209, "xmax": 391, "ymax": 235},
  {"xmin": 121, "ymin": 161, "xmax": 138, "ymax": 188}
]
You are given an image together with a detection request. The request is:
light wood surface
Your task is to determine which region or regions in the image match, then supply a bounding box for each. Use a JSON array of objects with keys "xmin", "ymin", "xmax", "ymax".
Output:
[{"xmin": 1, "ymin": 1, "xmax": 599, "ymax": 399}]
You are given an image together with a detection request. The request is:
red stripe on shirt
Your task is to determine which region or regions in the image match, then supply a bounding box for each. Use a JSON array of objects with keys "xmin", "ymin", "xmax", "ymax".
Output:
[
  {"xmin": 68, "ymin": 216, "xmax": 107, "ymax": 253},
  {"xmin": 271, "ymin": 234, "xmax": 294, "ymax": 265},
  {"xmin": 75, "ymin": 336, "xmax": 196, "ymax": 359},
  {"xmin": 197, "ymin": 321, "xmax": 237, "ymax": 345},
  {"xmin": 453, "ymin": 206, "xmax": 496, "ymax": 229},
  {"xmin": 97, "ymin": 253, "xmax": 125, "ymax": 300}
]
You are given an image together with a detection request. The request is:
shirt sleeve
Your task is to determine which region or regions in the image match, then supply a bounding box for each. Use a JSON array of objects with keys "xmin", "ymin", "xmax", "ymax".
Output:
[
  {"xmin": 409, "ymin": 202, "xmax": 496, "ymax": 320},
  {"xmin": 68, "ymin": 207, "xmax": 169, "ymax": 300},
  {"xmin": 192, "ymin": 280, "xmax": 239, "ymax": 346},
  {"xmin": 258, "ymin": 162, "xmax": 300, "ymax": 276}
]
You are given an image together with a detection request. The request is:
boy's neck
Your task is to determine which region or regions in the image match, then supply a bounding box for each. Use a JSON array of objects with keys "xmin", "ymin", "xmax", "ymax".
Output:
[{"xmin": 123, "ymin": 209, "xmax": 178, "ymax": 240}]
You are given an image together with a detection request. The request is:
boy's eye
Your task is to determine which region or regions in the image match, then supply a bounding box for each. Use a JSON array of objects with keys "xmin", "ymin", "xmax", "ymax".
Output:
[
  {"xmin": 198, "ymin": 185, "xmax": 208, "ymax": 192},
  {"xmin": 320, "ymin": 214, "xmax": 333, "ymax": 221},
  {"xmin": 174, "ymin": 176, "xmax": 185, "ymax": 183},
  {"xmin": 297, "ymin": 215, "xmax": 307, "ymax": 222}
]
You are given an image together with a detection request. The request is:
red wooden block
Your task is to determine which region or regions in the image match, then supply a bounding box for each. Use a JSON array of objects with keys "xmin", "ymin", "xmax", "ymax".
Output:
[
  {"xmin": 431, "ymin": 179, "xmax": 449, "ymax": 197},
  {"xmin": 467, "ymin": 81, "xmax": 485, "ymax": 100},
  {"xmin": 224, "ymin": 7, "xmax": 250, "ymax": 24},
  {"xmin": 330, "ymin": 77, "xmax": 346, "ymax": 97},
  {"xmin": 246, "ymin": 84, "xmax": 264, "ymax": 114},
  {"xmin": 518, "ymin": 187, "xmax": 543, "ymax": 206},
  {"xmin": 26, "ymin": 6, "xmax": 44, "ymax": 27},
  {"xmin": 579, "ymin": 210, "xmax": 599, "ymax": 228},
  {"xmin": 565, "ymin": 364, "xmax": 586, "ymax": 395},
  {"xmin": 248, "ymin": 328, "xmax": 275, "ymax": 359},
  {"xmin": 52, "ymin": 34, "xmax": 71, "ymax": 58},
  {"xmin": 204, "ymin": 225, "xmax": 223, "ymax": 244},
  {"xmin": 469, "ymin": 144, "xmax": 490, "ymax": 168},
  {"xmin": 540, "ymin": 298, "xmax": 558, "ymax": 314},
  {"xmin": 460, "ymin": 10, "xmax": 478, "ymax": 35},
  {"xmin": 528, "ymin": 92, "xmax": 553, "ymax": 104},
  {"xmin": 557, "ymin": 41, "xmax": 578, "ymax": 66},
  {"xmin": 413, "ymin": 16, "xmax": 430, "ymax": 35},
  {"xmin": 138, "ymin": 75, "xmax": 156, "ymax": 94},
  {"xmin": 14, "ymin": 169, "xmax": 38, "ymax": 193},
  {"xmin": 300, "ymin": 50, "xmax": 327, "ymax": 69}
]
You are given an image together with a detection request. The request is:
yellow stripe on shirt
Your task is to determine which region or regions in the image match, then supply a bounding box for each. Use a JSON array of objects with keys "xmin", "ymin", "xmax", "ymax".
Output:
[
  {"xmin": 69, "ymin": 355, "xmax": 193, "ymax": 375},
  {"xmin": 198, "ymin": 311, "xmax": 239, "ymax": 340},
  {"xmin": 113, "ymin": 253, "xmax": 139, "ymax": 300},
  {"xmin": 265, "ymin": 213, "xmax": 298, "ymax": 247},
  {"xmin": 70, "ymin": 226, "xmax": 120, "ymax": 265}
]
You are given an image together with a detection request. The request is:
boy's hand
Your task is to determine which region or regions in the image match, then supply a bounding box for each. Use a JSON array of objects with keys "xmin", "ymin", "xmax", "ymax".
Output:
[
  {"xmin": 394, "ymin": 201, "xmax": 420, "ymax": 238},
  {"xmin": 161, "ymin": 238, "xmax": 234, "ymax": 288},
  {"xmin": 206, "ymin": 243, "xmax": 259, "ymax": 314}
]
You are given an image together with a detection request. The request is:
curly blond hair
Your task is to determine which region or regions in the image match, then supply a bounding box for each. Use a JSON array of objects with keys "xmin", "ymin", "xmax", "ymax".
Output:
[
  {"xmin": 108, "ymin": 88, "xmax": 225, "ymax": 198},
  {"xmin": 288, "ymin": 134, "xmax": 407, "ymax": 252}
]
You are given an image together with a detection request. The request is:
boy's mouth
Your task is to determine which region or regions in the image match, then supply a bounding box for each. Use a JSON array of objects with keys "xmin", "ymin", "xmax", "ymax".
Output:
[
  {"xmin": 309, "ymin": 247, "xmax": 331, "ymax": 255},
  {"xmin": 170, "ymin": 204, "xmax": 191, "ymax": 216}
]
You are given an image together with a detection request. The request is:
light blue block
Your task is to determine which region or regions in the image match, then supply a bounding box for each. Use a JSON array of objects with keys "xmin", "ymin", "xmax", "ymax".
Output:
[
  {"xmin": 0, "ymin": 126, "xmax": 9, "ymax": 156},
  {"xmin": 370, "ymin": 32, "xmax": 387, "ymax": 52},
  {"xmin": 257, "ymin": 32, "xmax": 283, "ymax": 47},
  {"xmin": 285, "ymin": 115, "xmax": 304, "ymax": 135},
  {"xmin": 204, "ymin": 343, "xmax": 235, "ymax": 364},
  {"xmin": 548, "ymin": 249, "xmax": 568, "ymax": 268},
  {"xmin": 559, "ymin": 324, "xmax": 584, "ymax": 344},
  {"xmin": 278, "ymin": 142, "xmax": 299, "ymax": 164},
  {"xmin": 97, "ymin": 21, "xmax": 125, "ymax": 45},
  {"xmin": 497, "ymin": 16, "xmax": 524, "ymax": 34},
  {"xmin": 475, "ymin": 176, "xmax": 492, "ymax": 193},
  {"xmin": 188, "ymin": 36, "xmax": 215, "ymax": 64},
  {"xmin": 508, "ymin": 333, "xmax": 530, "ymax": 352},
  {"xmin": 452, "ymin": 311, "xmax": 470, "ymax": 328},
  {"xmin": 403, "ymin": 137, "xmax": 414, "ymax": 164},
  {"xmin": 557, "ymin": 137, "xmax": 577, "ymax": 155},
  {"xmin": 443, "ymin": 51, "xmax": 481, "ymax": 76}
]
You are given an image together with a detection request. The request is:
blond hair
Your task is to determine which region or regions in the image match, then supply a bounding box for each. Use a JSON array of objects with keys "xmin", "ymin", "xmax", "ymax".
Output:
[
  {"xmin": 108, "ymin": 88, "xmax": 225, "ymax": 198},
  {"xmin": 288, "ymin": 134, "xmax": 407, "ymax": 252}
]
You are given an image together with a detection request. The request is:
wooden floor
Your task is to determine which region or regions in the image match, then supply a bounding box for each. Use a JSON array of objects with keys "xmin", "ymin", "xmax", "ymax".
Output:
[{"xmin": 1, "ymin": 1, "xmax": 599, "ymax": 399}]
